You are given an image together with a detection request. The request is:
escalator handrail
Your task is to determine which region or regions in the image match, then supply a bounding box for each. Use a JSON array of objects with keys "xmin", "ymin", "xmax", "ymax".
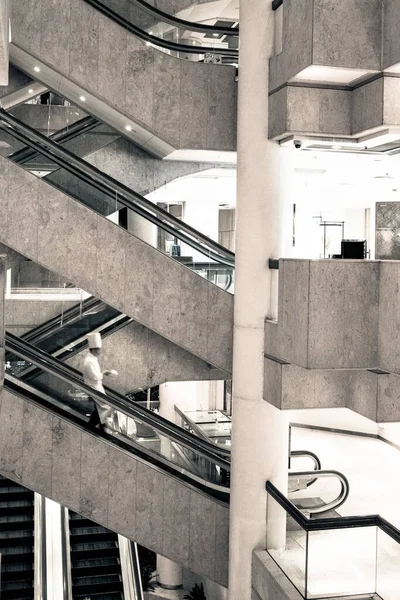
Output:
[
  {"xmin": 127, "ymin": 0, "xmax": 239, "ymax": 36},
  {"xmin": 266, "ymin": 480, "xmax": 400, "ymax": 545},
  {"xmin": 83, "ymin": 0, "xmax": 238, "ymax": 57},
  {"xmin": 0, "ymin": 108, "xmax": 235, "ymax": 268},
  {"xmin": 9, "ymin": 115, "xmax": 99, "ymax": 165},
  {"xmin": 288, "ymin": 469, "xmax": 350, "ymax": 515},
  {"xmin": 5, "ymin": 332, "xmax": 231, "ymax": 469},
  {"xmin": 21, "ymin": 297, "xmax": 103, "ymax": 344},
  {"xmin": 289, "ymin": 449, "xmax": 321, "ymax": 491}
]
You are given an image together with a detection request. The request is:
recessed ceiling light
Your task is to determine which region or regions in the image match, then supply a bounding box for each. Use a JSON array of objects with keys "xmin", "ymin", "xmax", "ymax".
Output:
[
  {"xmin": 213, "ymin": 33, "xmax": 219, "ymax": 37},
  {"xmin": 79, "ymin": 95, "xmax": 86, "ymax": 102},
  {"xmin": 28, "ymin": 88, "xmax": 34, "ymax": 94},
  {"xmin": 332, "ymin": 145, "xmax": 342, "ymax": 150},
  {"xmin": 34, "ymin": 66, "xmax": 40, "ymax": 72},
  {"xmin": 149, "ymin": 31, "xmax": 153, "ymax": 35},
  {"xmin": 145, "ymin": 41, "xmax": 151, "ymax": 47},
  {"xmin": 125, "ymin": 125, "xmax": 132, "ymax": 131}
]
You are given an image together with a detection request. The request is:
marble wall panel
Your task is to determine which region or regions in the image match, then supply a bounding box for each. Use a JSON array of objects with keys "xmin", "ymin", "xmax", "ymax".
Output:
[
  {"xmin": 0, "ymin": 390, "xmax": 24, "ymax": 481},
  {"xmin": 180, "ymin": 61, "xmax": 208, "ymax": 149},
  {"xmin": 40, "ymin": 0, "xmax": 71, "ymax": 75},
  {"xmin": 308, "ymin": 261, "xmax": 379, "ymax": 369},
  {"xmin": 214, "ymin": 503, "xmax": 229, "ymax": 587},
  {"xmin": 96, "ymin": 217, "xmax": 126, "ymax": 310},
  {"xmin": 37, "ymin": 184, "xmax": 69, "ymax": 274},
  {"xmin": 263, "ymin": 357, "xmax": 283, "ymax": 409},
  {"xmin": 80, "ymin": 434, "xmax": 110, "ymax": 523},
  {"xmin": 0, "ymin": 256, "xmax": 4, "ymax": 350},
  {"xmin": 207, "ymin": 285, "xmax": 233, "ymax": 374},
  {"xmin": 347, "ymin": 370, "xmax": 378, "ymax": 422},
  {"xmin": 207, "ymin": 65, "xmax": 237, "ymax": 151},
  {"xmin": 268, "ymin": 87, "xmax": 288, "ymax": 140},
  {"xmin": 280, "ymin": 260, "xmax": 309, "ymax": 367},
  {"xmin": 21, "ymin": 402, "xmax": 53, "ymax": 496},
  {"xmin": 153, "ymin": 53, "xmax": 180, "ymax": 147},
  {"xmin": 6, "ymin": 161, "xmax": 39, "ymax": 260},
  {"xmin": 98, "ymin": 15, "xmax": 127, "ymax": 111},
  {"xmin": 281, "ymin": 363, "xmax": 315, "ymax": 410},
  {"xmin": 51, "ymin": 417, "xmax": 82, "ymax": 510},
  {"xmin": 269, "ymin": 0, "xmax": 313, "ymax": 92},
  {"xmin": 69, "ymin": 0, "xmax": 99, "ymax": 91},
  {"xmin": 135, "ymin": 461, "xmax": 165, "ymax": 550},
  {"xmin": 252, "ymin": 550, "xmax": 304, "ymax": 600},
  {"xmin": 312, "ymin": 0, "xmax": 382, "ymax": 70},
  {"xmin": 287, "ymin": 87, "xmax": 351, "ymax": 136},
  {"xmin": 189, "ymin": 491, "xmax": 216, "ymax": 580},
  {"xmin": 377, "ymin": 372, "xmax": 400, "ymax": 422},
  {"xmin": 352, "ymin": 78, "xmax": 384, "ymax": 135},
  {"xmin": 66, "ymin": 199, "xmax": 98, "ymax": 295},
  {"xmin": 126, "ymin": 35, "xmax": 154, "ymax": 130},
  {"xmin": 0, "ymin": 160, "xmax": 9, "ymax": 241},
  {"xmin": 124, "ymin": 234, "xmax": 154, "ymax": 329},
  {"xmin": 11, "ymin": 0, "xmax": 42, "ymax": 57},
  {"xmin": 378, "ymin": 262, "xmax": 400, "ymax": 374},
  {"xmin": 162, "ymin": 476, "xmax": 190, "ymax": 566},
  {"xmin": 383, "ymin": 0, "xmax": 400, "ymax": 69},
  {"xmin": 383, "ymin": 77, "xmax": 400, "ymax": 126},
  {"xmin": 107, "ymin": 445, "xmax": 137, "ymax": 540}
]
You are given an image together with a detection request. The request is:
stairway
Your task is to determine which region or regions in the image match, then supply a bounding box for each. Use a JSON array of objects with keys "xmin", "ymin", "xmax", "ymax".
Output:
[
  {"xmin": 69, "ymin": 511, "xmax": 124, "ymax": 599},
  {"xmin": 0, "ymin": 475, "xmax": 34, "ymax": 600}
]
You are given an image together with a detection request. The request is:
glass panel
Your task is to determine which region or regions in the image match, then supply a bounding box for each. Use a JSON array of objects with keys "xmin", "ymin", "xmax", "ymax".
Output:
[
  {"xmin": 0, "ymin": 123, "xmax": 234, "ymax": 293},
  {"xmin": 266, "ymin": 493, "xmax": 307, "ymax": 598},
  {"xmin": 306, "ymin": 526, "xmax": 376, "ymax": 598},
  {"xmin": 5, "ymin": 350, "xmax": 228, "ymax": 489},
  {"xmin": 376, "ymin": 528, "xmax": 400, "ymax": 600}
]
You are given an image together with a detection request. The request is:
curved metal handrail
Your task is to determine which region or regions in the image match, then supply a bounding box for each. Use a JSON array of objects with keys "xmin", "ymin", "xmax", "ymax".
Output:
[
  {"xmin": 83, "ymin": 0, "xmax": 238, "ymax": 58},
  {"xmin": 127, "ymin": 0, "xmax": 238, "ymax": 35},
  {"xmin": 6, "ymin": 332, "xmax": 231, "ymax": 470},
  {"xmin": 272, "ymin": 0, "xmax": 283, "ymax": 9},
  {"xmin": 289, "ymin": 450, "xmax": 321, "ymax": 491},
  {"xmin": 288, "ymin": 469, "xmax": 350, "ymax": 515},
  {"xmin": 0, "ymin": 108, "xmax": 235, "ymax": 268}
]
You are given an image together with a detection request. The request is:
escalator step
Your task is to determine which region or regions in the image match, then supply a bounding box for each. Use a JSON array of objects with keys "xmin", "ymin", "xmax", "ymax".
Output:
[
  {"xmin": 72, "ymin": 562, "xmax": 121, "ymax": 577},
  {"xmin": 72, "ymin": 557, "xmax": 120, "ymax": 569},
  {"xmin": 1, "ymin": 549, "xmax": 34, "ymax": 562},
  {"xmin": 0, "ymin": 516, "xmax": 34, "ymax": 531},
  {"xmin": 71, "ymin": 547, "xmax": 119, "ymax": 561},
  {"xmin": 0, "ymin": 489, "xmax": 33, "ymax": 501},
  {"xmin": 72, "ymin": 575, "xmax": 123, "ymax": 595},
  {"xmin": 0, "ymin": 531, "xmax": 33, "ymax": 547},
  {"xmin": 0, "ymin": 501, "xmax": 34, "ymax": 515},
  {"xmin": 74, "ymin": 593, "xmax": 123, "ymax": 600}
]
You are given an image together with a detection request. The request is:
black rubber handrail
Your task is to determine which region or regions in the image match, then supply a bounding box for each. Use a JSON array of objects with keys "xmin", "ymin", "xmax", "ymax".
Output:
[
  {"xmin": 266, "ymin": 481, "xmax": 400, "ymax": 544},
  {"xmin": 0, "ymin": 108, "xmax": 235, "ymax": 268},
  {"xmin": 9, "ymin": 116, "xmax": 99, "ymax": 165},
  {"xmin": 127, "ymin": 0, "xmax": 238, "ymax": 35},
  {"xmin": 272, "ymin": 0, "xmax": 283, "ymax": 10},
  {"xmin": 22, "ymin": 297, "xmax": 103, "ymax": 344},
  {"xmin": 83, "ymin": 0, "xmax": 238, "ymax": 58},
  {"xmin": 6, "ymin": 332, "xmax": 231, "ymax": 469}
]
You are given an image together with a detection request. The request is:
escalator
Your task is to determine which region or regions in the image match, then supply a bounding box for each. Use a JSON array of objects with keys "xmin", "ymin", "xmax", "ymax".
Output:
[
  {"xmin": 10, "ymin": 0, "xmax": 237, "ymax": 157},
  {"xmin": 0, "ymin": 107, "xmax": 234, "ymax": 372},
  {"xmin": 69, "ymin": 511, "xmax": 124, "ymax": 599},
  {"xmin": 0, "ymin": 476, "xmax": 35, "ymax": 600}
]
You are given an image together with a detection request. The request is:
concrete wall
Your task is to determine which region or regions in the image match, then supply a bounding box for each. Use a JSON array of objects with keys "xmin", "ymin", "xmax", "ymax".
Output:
[
  {"xmin": 11, "ymin": 0, "xmax": 237, "ymax": 152},
  {"xmin": 0, "ymin": 65, "xmax": 31, "ymax": 99},
  {"xmin": 264, "ymin": 259, "xmax": 400, "ymax": 422},
  {"xmin": 0, "ymin": 388, "xmax": 229, "ymax": 586},
  {"xmin": 383, "ymin": 0, "xmax": 400, "ymax": 70},
  {"xmin": 5, "ymin": 299, "xmax": 76, "ymax": 336},
  {"xmin": 0, "ymin": 155, "xmax": 233, "ymax": 372}
]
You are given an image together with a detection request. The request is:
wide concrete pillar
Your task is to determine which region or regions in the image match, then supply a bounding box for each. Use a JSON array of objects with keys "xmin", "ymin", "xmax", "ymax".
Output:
[
  {"xmin": 157, "ymin": 555, "xmax": 183, "ymax": 590},
  {"xmin": 228, "ymin": 1, "xmax": 289, "ymax": 599}
]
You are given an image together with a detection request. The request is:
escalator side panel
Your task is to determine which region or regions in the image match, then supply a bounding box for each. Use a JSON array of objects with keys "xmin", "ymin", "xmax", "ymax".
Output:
[
  {"xmin": 0, "ymin": 154, "xmax": 233, "ymax": 372},
  {"xmin": 0, "ymin": 388, "xmax": 229, "ymax": 587},
  {"xmin": 11, "ymin": 0, "xmax": 236, "ymax": 154}
]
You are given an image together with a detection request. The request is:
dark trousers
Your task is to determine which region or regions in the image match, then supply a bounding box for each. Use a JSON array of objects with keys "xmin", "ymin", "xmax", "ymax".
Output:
[{"xmin": 87, "ymin": 401, "xmax": 103, "ymax": 431}]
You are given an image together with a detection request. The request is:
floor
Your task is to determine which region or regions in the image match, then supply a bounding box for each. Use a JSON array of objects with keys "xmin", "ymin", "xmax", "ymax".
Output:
[{"xmin": 268, "ymin": 427, "xmax": 400, "ymax": 600}]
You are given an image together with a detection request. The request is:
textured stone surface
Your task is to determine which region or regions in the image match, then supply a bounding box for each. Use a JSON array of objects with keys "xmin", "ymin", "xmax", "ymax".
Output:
[
  {"xmin": 11, "ymin": 1, "xmax": 237, "ymax": 152},
  {"xmin": 252, "ymin": 550, "xmax": 304, "ymax": 600},
  {"xmin": 383, "ymin": 0, "xmax": 400, "ymax": 70},
  {"xmin": 0, "ymin": 154, "xmax": 233, "ymax": 371},
  {"xmin": 312, "ymin": 0, "xmax": 382, "ymax": 70},
  {"xmin": 0, "ymin": 389, "xmax": 229, "ymax": 584},
  {"xmin": 286, "ymin": 87, "xmax": 351, "ymax": 136},
  {"xmin": 352, "ymin": 77, "xmax": 384, "ymax": 134}
]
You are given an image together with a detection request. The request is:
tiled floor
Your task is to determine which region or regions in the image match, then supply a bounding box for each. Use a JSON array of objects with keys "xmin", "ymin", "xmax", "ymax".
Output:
[{"xmin": 268, "ymin": 428, "xmax": 400, "ymax": 599}]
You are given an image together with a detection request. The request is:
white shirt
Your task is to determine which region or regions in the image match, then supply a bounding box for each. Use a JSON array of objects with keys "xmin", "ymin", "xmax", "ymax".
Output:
[{"xmin": 83, "ymin": 352, "xmax": 112, "ymax": 423}]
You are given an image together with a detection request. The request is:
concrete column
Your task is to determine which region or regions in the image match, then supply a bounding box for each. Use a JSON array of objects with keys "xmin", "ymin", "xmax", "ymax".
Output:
[
  {"xmin": 228, "ymin": 1, "xmax": 289, "ymax": 599},
  {"xmin": 157, "ymin": 555, "xmax": 183, "ymax": 589}
]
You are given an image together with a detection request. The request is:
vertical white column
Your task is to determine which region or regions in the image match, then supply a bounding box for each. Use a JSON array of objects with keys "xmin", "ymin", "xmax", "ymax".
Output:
[
  {"xmin": 157, "ymin": 555, "xmax": 183, "ymax": 589},
  {"xmin": 228, "ymin": 0, "xmax": 289, "ymax": 599}
]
